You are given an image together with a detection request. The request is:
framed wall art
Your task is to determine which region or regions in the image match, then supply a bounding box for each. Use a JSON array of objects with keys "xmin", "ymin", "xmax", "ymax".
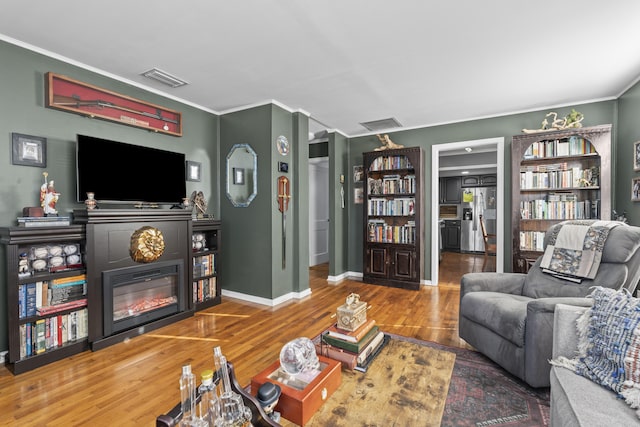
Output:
[
  {"xmin": 45, "ymin": 72, "xmax": 182, "ymax": 136},
  {"xmin": 633, "ymin": 177, "xmax": 640, "ymax": 202},
  {"xmin": 11, "ymin": 133, "xmax": 46, "ymax": 167},
  {"xmin": 186, "ymin": 161, "xmax": 201, "ymax": 182},
  {"xmin": 634, "ymin": 140, "xmax": 640, "ymax": 171}
]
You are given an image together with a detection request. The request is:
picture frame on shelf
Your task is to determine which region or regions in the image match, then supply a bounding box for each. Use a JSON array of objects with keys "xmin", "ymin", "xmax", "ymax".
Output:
[
  {"xmin": 633, "ymin": 177, "xmax": 640, "ymax": 202},
  {"xmin": 634, "ymin": 140, "xmax": 640, "ymax": 171},
  {"xmin": 186, "ymin": 161, "xmax": 201, "ymax": 182},
  {"xmin": 11, "ymin": 133, "xmax": 46, "ymax": 167},
  {"xmin": 233, "ymin": 167, "xmax": 245, "ymax": 185}
]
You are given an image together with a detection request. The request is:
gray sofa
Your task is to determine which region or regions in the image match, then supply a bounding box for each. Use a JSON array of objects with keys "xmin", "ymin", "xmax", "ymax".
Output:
[
  {"xmin": 459, "ymin": 222, "xmax": 640, "ymax": 388},
  {"xmin": 550, "ymin": 304, "xmax": 638, "ymax": 426}
]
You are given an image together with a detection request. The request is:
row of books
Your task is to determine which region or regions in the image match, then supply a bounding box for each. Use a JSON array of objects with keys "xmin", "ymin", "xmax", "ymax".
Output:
[
  {"xmin": 368, "ymin": 174, "xmax": 416, "ymax": 195},
  {"xmin": 367, "ymin": 220, "xmax": 415, "ymax": 244},
  {"xmin": 520, "ymin": 166, "xmax": 599, "ymax": 189},
  {"xmin": 369, "ymin": 155, "xmax": 414, "ymax": 172},
  {"xmin": 193, "ymin": 254, "xmax": 216, "ymax": 278},
  {"xmin": 18, "ymin": 274, "xmax": 87, "ymax": 319},
  {"xmin": 522, "ymin": 137, "xmax": 596, "ymax": 159},
  {"xmin": 520, "ymin": 199, "xmax": 598, "ymax": 220},
  {"xmin": 193, "ymin": 277, "xmax": 217, "ymax": 303},
  {"xmin": 316, "ymin": 318, "xmax": 386, "ymax": 372},
  {"xmin": 18, "ymin": 308, "xmax": 88, "ymax": 359},
  {"xmin": 519, "ymin": 231, "xmax": 546, "ymax": 252},
  {"xmin": 368, "ymin": 197, "xmax": 415, "ymax": 217}
]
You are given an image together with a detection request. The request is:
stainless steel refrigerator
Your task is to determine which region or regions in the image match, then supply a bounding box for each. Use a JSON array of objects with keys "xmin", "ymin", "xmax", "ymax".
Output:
[{"xmin": 460, "ymin": 186, "xmax": 497, "ymax": 253}]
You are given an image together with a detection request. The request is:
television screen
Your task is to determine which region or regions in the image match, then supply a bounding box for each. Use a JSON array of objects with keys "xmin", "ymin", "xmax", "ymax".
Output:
[{"xmin": 76, "ymin": 134, "xmax": 187, "ymax": 204}]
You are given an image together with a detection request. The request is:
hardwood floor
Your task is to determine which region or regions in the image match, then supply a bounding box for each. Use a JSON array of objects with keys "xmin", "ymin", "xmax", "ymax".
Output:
[{"xmin": 0, "ymin": 252, "xmax": 482, "ymax": 426}]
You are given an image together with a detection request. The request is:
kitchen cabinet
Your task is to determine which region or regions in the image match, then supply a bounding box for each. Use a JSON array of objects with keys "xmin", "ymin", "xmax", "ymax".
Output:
[
  {"xmin": 460, "ymin": 176, "xmax": 480, "ymax": 188},
  {"xmin": 440, "ymin": 177, "xmax": 461, "ymax": 203},
  {"xmin": 443, "ymin": 220, "xmax": 461, "ymax": 251}
]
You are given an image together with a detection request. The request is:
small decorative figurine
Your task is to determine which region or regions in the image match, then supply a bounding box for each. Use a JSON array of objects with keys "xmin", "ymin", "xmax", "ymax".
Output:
[
  {"xmin": 84, "ymin": 192, "xmax": 97, "ymax": 210},
  {"xmin": 256, "ymin": 382, "xmax": 281, "ymax": 423},
  {"xmin": 40, "ymin": 172, "xmax": 60, "ymax": 216},
  {"xmin": 18, "ymin": 253, "xmax": 30, "ymax": 277},
  {"xmin": 374, "ymin": 134, "xmax": 404, "ymax": 151},
  {"xmin": 190, "ymin": 191, "xmax": 208, "ymax": 218}
]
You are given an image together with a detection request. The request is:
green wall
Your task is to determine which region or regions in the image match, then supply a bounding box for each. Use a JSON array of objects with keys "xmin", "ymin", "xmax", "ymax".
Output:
[
  {"xmin": 219, "ymin": 104, "xmax": 309, "ymax": 299},
  {"xmin": 616, "ymin": 80, "xmax": 640, "ymax": 225},
  {"xmin": 0, "ymin": 40, "xmax": 219, "ymax": 351},
  {"xmin": 345, "ymin": 102, "xmax": 618, "ymax": 278},
  {"xmin": 328, "ymin": 132, "xmax": 349, "ymax": 276}
]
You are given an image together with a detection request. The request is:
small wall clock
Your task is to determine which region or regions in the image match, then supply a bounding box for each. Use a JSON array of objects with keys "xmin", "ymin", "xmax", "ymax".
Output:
[{"xmin": 276, "ymin": 135, "xmax": 289, "ymax": 156}]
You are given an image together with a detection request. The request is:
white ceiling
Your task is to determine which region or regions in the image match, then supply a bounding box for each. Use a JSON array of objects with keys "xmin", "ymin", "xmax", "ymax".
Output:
[{"xmin": 2, "ymin": 1, "xmax": 640, "ymax": 138}]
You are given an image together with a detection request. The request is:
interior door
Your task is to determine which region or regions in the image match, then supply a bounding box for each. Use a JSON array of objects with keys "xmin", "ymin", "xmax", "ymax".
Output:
[{"xmin": 309, "ymin": 158, "xmax": 329, "ymax": 266}]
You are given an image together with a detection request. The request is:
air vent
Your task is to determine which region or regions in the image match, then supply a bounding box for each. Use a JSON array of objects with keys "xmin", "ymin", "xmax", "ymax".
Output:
[
  {"xmin": 359, "ymin": 117, "xmax": 402, "ymax": 132},
  {"xmin": 140, "ymin": 68, "xmax": 189, "ymax": 88}
]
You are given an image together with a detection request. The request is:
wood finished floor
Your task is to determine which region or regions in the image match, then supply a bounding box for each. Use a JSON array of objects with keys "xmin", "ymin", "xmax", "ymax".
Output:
[{"xmin": 0, "ymin": 251, "xmax": 488, "ymax": 426}]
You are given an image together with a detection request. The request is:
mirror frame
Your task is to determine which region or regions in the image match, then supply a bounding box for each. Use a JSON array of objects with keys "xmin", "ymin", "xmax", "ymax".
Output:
[{"xmin": 226, "ymin": 143, "xmax": 258, "ymax": 207}]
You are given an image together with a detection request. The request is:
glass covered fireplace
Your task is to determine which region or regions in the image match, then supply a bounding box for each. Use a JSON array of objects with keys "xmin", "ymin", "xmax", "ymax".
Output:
[{"xmin": 102, "ymin": 260, "xmax": 185, "ymax": 336}]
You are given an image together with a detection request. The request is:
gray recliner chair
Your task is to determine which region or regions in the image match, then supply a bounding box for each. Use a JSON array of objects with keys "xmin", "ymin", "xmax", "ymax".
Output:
[{"xmin": 459, "ymin": 221, "xmax": 640, "ymax": 388}]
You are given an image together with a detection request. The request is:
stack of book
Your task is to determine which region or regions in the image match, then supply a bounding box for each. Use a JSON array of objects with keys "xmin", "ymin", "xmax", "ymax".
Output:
[
  {"xmin": 17, "ymin": 216, "xmax": 71, "ymax": 227},
  {"xmin": 316, "ymin": 318, "xmax": 387, "ymax": 372}
]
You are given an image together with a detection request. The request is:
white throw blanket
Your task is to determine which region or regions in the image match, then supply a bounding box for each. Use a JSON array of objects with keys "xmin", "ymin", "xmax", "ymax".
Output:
[{"xmin": 540, "ymin": 220, "xmax": 623, "ymax": 282}]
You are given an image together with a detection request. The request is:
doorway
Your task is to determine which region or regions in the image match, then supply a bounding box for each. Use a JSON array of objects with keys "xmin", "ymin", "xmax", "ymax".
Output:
[
  {"xmin": 309, "ymin": 157, "xmax": 329, "ymax": 266},
  {"xmin": 431, "ymin": 137, "xmax": 505, "ymax": 286}
]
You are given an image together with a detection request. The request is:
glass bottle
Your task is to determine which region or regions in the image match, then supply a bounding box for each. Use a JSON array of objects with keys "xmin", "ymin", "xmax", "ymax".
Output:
[
  {"xmin": 180, "ymin": 364, "xmax": 196, "ymax": 427},
  {"xmin": 198, "ymin": 369, "xmax": 219, "ymax": 426},
  {"xmin": 213, "ymin": 346, "xmax": 252, "ymax": 427}
]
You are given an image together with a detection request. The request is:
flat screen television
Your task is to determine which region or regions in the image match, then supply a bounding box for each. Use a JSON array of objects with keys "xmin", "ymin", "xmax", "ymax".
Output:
[{"xmin": 76, "ymin": 134, "xmax": 186, "ymax": 204}]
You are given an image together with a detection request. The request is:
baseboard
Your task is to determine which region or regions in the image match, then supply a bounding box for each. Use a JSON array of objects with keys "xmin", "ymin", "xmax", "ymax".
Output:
[
  {"xmin": 327, "ymin": 271, "xmax": 362, "ymax": 284},
  {"xmin": 221, "ymin": 288, "xmax": 312, "ymax": 307}
]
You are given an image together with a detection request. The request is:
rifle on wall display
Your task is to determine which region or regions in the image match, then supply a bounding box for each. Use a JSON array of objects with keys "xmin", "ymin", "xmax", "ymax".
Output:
[{"xmin": 45, "ymin": 72, "xmax": 182, "ymax": 136}]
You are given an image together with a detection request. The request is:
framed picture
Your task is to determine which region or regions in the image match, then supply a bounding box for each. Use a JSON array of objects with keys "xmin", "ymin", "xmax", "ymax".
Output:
[
  {"xmin": 233, "ymin": 167, "xmax": 245, "ymax": 185},
  {"xmin": 354, "ymin": 187, "xmax": 364, "ymax": 204},
  {"xmin": 11, "ymin": 133, "xmax": 46, "ymax": 167},
  {"xmin": 186, "ymin": 161, "xmax": 201, "ymax": 182},
  {"xmin": 633, "ymin": 177, "xmax": 640, "ymax": 202},
  {"xmin": 634, "ymin": 141, "xmax": 640, "ymax": 171},
  {"xmin": 353, "ymin": 165, "xmax": 364, "ymax": 182}
]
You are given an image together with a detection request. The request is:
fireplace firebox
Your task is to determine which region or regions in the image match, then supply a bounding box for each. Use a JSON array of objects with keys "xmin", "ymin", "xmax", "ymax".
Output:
[{"xmin": 103, "ymin": 260, "xmax": 185, "ymax": 336}]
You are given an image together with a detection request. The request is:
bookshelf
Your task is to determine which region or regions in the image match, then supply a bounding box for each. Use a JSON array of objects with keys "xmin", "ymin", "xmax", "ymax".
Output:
[
  {"xmin": 511, "ymin": 124, "xmax": 612, "ymax": 273},
  {"xmin": 191, "ymin": 219, "xmax": 221, "ymax": 310},
  {"xmin": 0, "ymin": 225, "xmax": 89, "ymax": 374},
  {"xmin": 363, "ymin": 147, "xmax": 423, "ymax": 290}
]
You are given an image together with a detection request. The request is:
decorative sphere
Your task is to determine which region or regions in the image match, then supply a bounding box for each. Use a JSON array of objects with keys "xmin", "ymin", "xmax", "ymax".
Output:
[{"xmin": 279, "ymin": 337, "xmax": 319, "ymax": 376}]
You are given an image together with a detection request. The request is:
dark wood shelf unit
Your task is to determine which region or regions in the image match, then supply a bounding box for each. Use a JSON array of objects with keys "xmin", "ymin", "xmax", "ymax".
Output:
[
  {"xmin": 0, "ymin": 225, "xmax": 89, "ymax": 375},
  {"xmin": 190, "ymin": 219, "xmax": 222, "ymax": 311},
  {"xmin": 363, "ymin": 147, "xmax": 423, "ymax": 290},
  {"xmin": 511, "ymin": 124, "xmax": 612, "ymax": 273}
]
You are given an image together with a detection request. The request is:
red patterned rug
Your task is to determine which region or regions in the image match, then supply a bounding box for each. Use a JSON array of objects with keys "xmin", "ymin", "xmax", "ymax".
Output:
[{"xmin": 386, "ymin": 333, "xmax": 550, "ymax": 427}]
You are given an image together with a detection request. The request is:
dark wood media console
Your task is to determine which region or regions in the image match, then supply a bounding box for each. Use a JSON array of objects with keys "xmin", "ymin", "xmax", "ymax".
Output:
[{"xmin": 2, "ymin": 209, "xmax": 220, "ymax": 374}]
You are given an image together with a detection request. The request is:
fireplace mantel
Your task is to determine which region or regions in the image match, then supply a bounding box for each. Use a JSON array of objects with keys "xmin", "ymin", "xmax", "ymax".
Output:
[{"xmin": 74, "ymin": 209, "xmax": 193, "ymax": 350}]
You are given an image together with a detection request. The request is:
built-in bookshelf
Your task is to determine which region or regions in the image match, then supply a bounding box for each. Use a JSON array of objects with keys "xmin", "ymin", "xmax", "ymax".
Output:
[
  {"xmin": 1, "ymin": 225, "xmax": 89, "ymax": 374},
  {"xmin": 511, "ymin": 125, "xmax": 612, "ymax": 273},
  {"xmin": 363, "ymin": 147, "xmax": 423, "ymax": 290},
  {"xmin": 191, "ymin": 219, "xmax": 221, "ymax": 310}
]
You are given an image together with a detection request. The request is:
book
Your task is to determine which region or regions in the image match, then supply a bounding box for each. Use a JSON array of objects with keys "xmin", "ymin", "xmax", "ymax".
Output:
[
  {"xmin": 315, "ymin": 341, "xmax": 358, "ymax": 370},
  {"xmin": 321, "ymin": 325, "xmax": 380, "ymax": 354},
  {"xmin": 17, "ymin": 216, "xmax": 71, "ymax": 227},
  {"xmin": 355, "ymin": 333, "xmax": 390, "ymax": 373},
  {"xmin": 18, "ymin": 284, "xmax": 26, "ymax": 319},
  {"xmin": 25, "ymin": 283, "xmax": 36, "ymax": 317},
  {"xmin": 36, "ymin": 298, "xmax": 87, "ymax": 316},
  {"xmin": 327, "ymin": 319, "xmax": 376, "ymax": 343},
  {"xmin": 35, "ymin": 319, "xmax": 46, "ymax": 354},
  {"xmin": 356, "ymin": 331, "xmax": 385, "ymax": 365}
]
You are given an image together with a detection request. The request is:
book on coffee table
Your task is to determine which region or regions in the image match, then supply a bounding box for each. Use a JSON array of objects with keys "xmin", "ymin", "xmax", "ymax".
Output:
[
  {"xmin": 326, "ymin": 318, "xmax": 376, "ymax": 343},
  {"xmin": 321, "ymin": 325, "xmax": 380, "ymax": 354}
]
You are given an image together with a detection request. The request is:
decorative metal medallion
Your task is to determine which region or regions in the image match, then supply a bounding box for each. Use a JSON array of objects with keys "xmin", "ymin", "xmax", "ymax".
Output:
[
  {"xmin": 276, "ymin": 135, "xmax": 289, "ymax": 156},
  {"xmin": 130, "ymin": 226, "xmax": 165, "ymax": 263}
]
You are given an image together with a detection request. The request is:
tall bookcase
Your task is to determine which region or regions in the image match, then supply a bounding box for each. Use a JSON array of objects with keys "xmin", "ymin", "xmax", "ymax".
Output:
[
  {"xmin": 0, "ymin": 225, "xmax": 89, "ymax": 374},
  {"xmin": 363, "ymin": 147, "xmax": 423, "ymax": 290},
  {"xmin": 191, "ymin": 219, "xmax": 221, "ymax": 310},
  {"xmin": 511, "ymin": 124, "xmax": 612, "ymax": 273}
]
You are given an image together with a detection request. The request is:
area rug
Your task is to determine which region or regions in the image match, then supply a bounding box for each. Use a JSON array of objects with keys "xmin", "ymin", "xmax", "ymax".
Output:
[
  {"xmin": 388, "ymin": 334, "xmax": 550, "ymax": 427},
  {"xmin": 306, "ymin": 337, "xmax": 456, "ymax": 426}
]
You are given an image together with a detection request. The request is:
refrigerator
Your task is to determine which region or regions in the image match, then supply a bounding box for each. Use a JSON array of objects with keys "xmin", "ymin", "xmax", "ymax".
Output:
[{"xmin": 460, "ymin": 186, "xmax": 497, "ymax": 253}]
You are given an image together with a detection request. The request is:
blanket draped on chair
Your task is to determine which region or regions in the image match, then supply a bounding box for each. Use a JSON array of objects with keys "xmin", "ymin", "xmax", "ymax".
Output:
[{"xmin": 540, "ymin": 220, "xmax": 623, "ymax": 282}]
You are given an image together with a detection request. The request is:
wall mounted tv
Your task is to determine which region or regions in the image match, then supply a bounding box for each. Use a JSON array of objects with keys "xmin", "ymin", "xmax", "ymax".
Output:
[{"xmin": 76, "ymin": 134, "xmax": 186, "ymax": 205}]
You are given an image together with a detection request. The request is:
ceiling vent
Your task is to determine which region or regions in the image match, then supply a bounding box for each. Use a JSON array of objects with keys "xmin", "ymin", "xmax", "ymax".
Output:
[
  {"xmin": 140, "ymin": 68, "xmax": 189, "ymax": 88},
  {"xmin": 359, "ymin": 117, "xmax": 403, "ymax": 132}
]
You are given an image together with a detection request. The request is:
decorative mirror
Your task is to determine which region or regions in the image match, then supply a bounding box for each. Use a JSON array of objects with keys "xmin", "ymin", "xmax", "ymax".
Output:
[{"xmin": 226, "ymin": 143, "xmax": 257, "ymax": 207}]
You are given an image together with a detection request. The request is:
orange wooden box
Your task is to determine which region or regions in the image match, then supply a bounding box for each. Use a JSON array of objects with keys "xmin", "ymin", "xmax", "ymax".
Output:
[{"xmin": 251, "ymin": 355, "xmax": 341, "ymax": 426}]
